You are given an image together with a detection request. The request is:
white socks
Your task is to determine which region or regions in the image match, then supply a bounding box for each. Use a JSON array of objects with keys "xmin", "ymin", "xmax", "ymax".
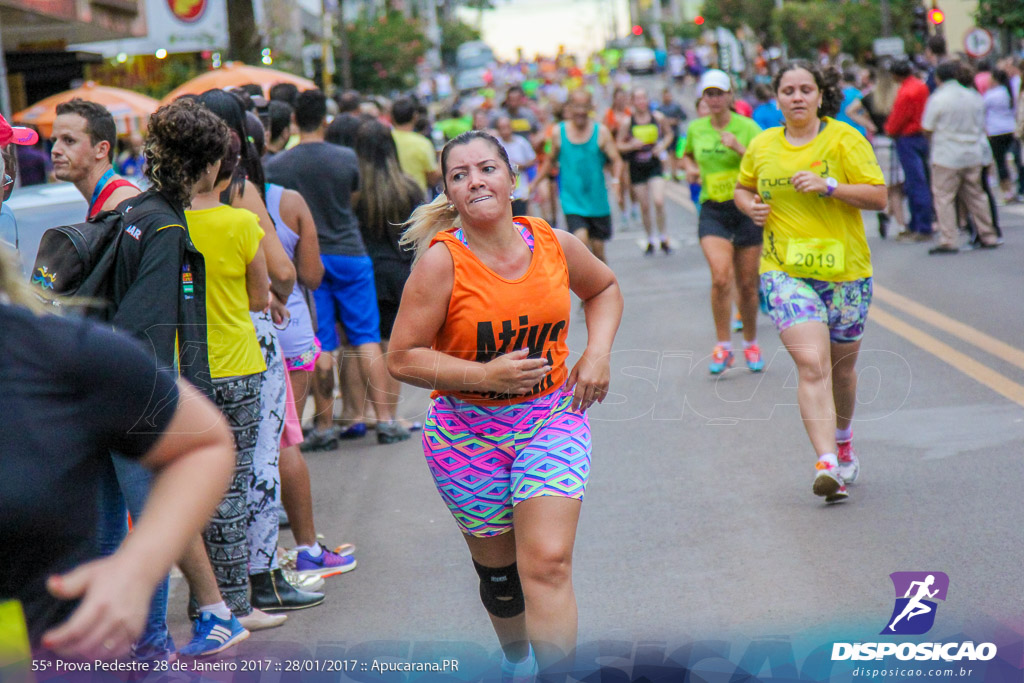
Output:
[
  {"xmin": 200, "ymin": 601, "xmax": 232, "ymax": 620},
  {"xmin": 836, "ymin": 426, "xmax": 853, "ymax": 443},
  {"xmin": 818, "ymin": 453, "xmax": 838, "ymax": 468},
  {"xmin": 295, "ymin": 543, "xmax": 323, "ymax": 558}
]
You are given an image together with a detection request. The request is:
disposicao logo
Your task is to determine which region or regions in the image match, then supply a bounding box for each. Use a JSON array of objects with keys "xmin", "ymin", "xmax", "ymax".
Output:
[
  {"xmin": 831, "ymin": 572, "xmax": 997, "ymax": 662},
  {"xmin": 883, "ymin": 571, "xmax": 948, "ymax": 635}
]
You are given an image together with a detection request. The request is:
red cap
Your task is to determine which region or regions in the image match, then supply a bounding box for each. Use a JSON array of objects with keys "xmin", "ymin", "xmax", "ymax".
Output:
[{"xmin": 0, "ymin": 114, "xmax": 40, "ymax": 147}]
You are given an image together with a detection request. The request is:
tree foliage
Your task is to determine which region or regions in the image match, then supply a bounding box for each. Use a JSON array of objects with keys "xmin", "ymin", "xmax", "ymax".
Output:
[
  {"xmin": 699, "ymin": 0, "xmax": 931, "ymax": 60},
  {"xmin": 977, "ymin": 0, "xmax": 1024, "ymax": 37},
  {"xmin": 701, "ymin": 0, "xmax": 775, "ymax": 40},
  {"xmin": 770, "ymin": 1, "xmax": 881, "ymax": 60},
  {"xmin": 340, "ymin": 11, "xmax": 426, "ymax": 94},
  {"xmin": 440, "ymin": 18, "xmax": 482, "ymax": 67}
]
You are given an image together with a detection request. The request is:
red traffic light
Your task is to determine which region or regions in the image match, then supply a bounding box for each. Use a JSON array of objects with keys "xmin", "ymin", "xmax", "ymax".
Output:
[
  {"xmin": 694, "ymin": 15, "xmax": 705, "ymax": 25},
  {"xmin": 928, "ymin": 8, "xmax": 944, "ymax": 24},
  {"xmin": 632, "ymin": 24, "xmax": 643, "ymax": 35}
]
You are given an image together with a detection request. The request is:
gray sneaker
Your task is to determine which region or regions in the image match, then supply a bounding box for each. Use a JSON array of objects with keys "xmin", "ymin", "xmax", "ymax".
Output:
[
  {"xmin": 377, "ymin": 421, "xmax": 411, "ymax": 445},
  {"xmin": 300, "ymin": 427, "xmax": 339, "ymax": 452}
]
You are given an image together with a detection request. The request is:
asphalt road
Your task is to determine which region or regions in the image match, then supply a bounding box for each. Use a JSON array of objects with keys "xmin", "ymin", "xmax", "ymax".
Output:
[{"xmin": 11, "ymin": 164, "xmax": 1024, "ymax": 681}]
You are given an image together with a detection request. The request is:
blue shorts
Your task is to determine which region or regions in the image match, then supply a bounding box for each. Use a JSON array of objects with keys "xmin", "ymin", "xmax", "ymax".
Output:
[{"xmin": 314, "ymin": 254, "xmax": 381, "ymax": 350}]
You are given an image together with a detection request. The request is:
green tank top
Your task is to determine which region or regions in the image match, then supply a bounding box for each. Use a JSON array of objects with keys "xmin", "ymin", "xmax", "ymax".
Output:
[{"xmin": 557, "ymin": 122, "xmax": 611, "ymax": 218}]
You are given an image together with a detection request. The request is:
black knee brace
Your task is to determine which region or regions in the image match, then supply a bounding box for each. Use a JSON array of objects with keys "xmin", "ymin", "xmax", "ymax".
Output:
[{"xmin": 473, "ymin": 560, "xmax": 525, "ymax": 618}]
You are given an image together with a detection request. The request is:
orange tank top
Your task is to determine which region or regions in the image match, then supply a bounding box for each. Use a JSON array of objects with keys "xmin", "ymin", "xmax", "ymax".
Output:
[{"xmin": 430, "ymin": 216, "xmax": 570, "ymax": 406}]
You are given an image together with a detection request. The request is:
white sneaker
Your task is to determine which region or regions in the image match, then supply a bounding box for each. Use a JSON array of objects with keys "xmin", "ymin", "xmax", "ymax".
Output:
[
  {"xmin": 813, "ymin": 460, "xmax": 849, "ymax": 503},
  {"xmin": 836, "ymin": 441, "xmax": 860, "ymax": 484}
]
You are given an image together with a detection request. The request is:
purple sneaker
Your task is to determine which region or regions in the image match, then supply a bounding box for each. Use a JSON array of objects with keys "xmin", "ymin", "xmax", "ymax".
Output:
[{"xmin": 295, "ymin": 544, "xmax": 357, "ymax": 578}]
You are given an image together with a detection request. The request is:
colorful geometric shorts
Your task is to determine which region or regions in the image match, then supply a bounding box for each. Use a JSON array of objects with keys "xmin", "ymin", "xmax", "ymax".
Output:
[
  {"xmin": 422, "ymin": 389, "xmax": 592, "ymax": 537},
  {"xmin": 760, "ymin": 270, "xmax": 873, "ymax": 343},
  {"xmin": 284, "ymin": 337, "xmax": 321, "ymax": 373}
]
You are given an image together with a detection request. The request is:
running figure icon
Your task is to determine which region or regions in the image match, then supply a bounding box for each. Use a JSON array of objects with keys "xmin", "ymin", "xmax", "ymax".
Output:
[{"xmin": 887, "ymin": 575, "xmax": 939, "ymax": 632}]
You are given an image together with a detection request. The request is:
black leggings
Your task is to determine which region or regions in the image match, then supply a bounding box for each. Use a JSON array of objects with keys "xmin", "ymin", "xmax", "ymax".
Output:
[{"xmin": 987, "ymin": 133, "xmax": 1024, "ymax": 193}]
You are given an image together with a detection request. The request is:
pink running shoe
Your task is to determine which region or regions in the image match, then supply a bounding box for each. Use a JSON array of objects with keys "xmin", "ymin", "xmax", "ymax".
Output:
[
  {"xmin": 744, "ymin": 344, "xmax": 765, "ymax": 372},
  {"xmin": 836, "ymin": 441, "xmax": 860, "ymax": 484},
  {"xmin": 709, "ymin": 344, "xmax": 735, "ymax": 375}
]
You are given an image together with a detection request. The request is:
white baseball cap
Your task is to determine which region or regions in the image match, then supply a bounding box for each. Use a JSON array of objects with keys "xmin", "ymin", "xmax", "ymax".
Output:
[{"xmin": 698, "ymin": 69, "xmax": 732, "ymax": 95}]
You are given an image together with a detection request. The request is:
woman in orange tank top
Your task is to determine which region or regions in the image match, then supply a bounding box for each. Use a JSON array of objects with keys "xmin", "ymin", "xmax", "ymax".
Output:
[{"xmin": 387, "ymin": 131, "xmax": 623, "ymax": 678}]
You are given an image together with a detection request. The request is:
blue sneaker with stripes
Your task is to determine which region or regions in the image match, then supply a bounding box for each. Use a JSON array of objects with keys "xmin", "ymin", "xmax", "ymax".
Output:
[{"xmin": 179, "ymin": 612, "xmax": 249, "ymax": 657}]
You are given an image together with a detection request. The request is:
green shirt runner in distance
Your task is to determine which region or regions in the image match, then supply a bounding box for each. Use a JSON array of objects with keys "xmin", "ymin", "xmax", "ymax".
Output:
[{"xmin": 684, "ymin": 113, "xmax": 763, "ymax": 205}]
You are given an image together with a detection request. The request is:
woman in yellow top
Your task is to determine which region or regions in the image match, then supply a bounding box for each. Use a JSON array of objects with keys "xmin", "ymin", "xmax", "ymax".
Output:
[
  {"xmin": 734, "ymin": 61, "xmax": 887, "ymax": 504},
  {"xmin": 181, "ymin": 131, "xmax": 275, "ymax": 650}
]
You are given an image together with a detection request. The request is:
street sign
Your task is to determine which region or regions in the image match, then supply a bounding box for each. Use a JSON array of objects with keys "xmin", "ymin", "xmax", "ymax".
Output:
[
  {"xmin": 873, "ymin": 37, "xmax": 905, "ymax": 58},
  {"xmin": 964, "ymin": 28, "xmax": 993, "ymax": 58}
]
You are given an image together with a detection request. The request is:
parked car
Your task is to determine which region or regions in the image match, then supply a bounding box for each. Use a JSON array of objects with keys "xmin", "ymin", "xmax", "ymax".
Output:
[
  {"xmin": 622, "ymin": 46, "xmax": 657, "ymax": 74},
  {"xmin": 456, "ymin": 40, "xmax": 495, "ymax": 93}
]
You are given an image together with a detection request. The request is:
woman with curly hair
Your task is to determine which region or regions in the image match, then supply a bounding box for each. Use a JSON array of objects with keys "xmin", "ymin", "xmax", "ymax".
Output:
[
  {"xmin": 734, "ymin": 61, "xmax": 887, "ymax": 504},
  {"xmin": 194, "ymin": 89, "xmax": 318, "ymax": 617}
]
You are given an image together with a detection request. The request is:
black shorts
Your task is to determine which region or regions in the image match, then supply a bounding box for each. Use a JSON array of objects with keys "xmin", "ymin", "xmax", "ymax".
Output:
[
  {"xmin": 565, "ymin": 214, "xmax": 612, "ymax": 241},
  {"xmin": 697, "ymin": 200, "xmax": 763, "ymax": 247},
  {"xmin": 372, "ymin": 257, "xmax": 411, "ymax": 340},
  {"xmin": 629, "ymin": 159, "xmax": 663, "ymax": 185}
]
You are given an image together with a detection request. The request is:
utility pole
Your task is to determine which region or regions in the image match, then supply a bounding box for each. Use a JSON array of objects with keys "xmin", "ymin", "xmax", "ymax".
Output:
[
  {"xmin": 880, "ymin": 0, "xmax": 892, "ymax": 37},
  {"xmin": 422, "ymin": 0, "xmax": 442, "ymax": 70},
  {"xmin": 649, "ymin": 0, "xmax": 665, "ymax": 51},
  {"xmin": 322, "ymin": 0, "xmax": 336, "ymax": 95}
]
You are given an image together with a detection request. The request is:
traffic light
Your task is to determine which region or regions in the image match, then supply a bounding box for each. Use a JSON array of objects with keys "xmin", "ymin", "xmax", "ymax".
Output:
[
  {"xmin": 911, "ymin": 4, "xmax": 928, "ymax": 35},
  {"xmin": 632, "ymin": 24, "xmax": 644, "ymax": 36},
  {"xmin": 694, "ymin": 15, "xmax": 705, "ymax": 25},
  {"xmin": 928, "ymin": 8, "xmax": 944, "ymax": 25}
]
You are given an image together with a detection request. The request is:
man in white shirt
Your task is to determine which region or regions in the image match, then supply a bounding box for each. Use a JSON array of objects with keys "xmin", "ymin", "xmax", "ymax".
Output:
[{"xmin": 921, "ymin": 61, "xmax": 1001, "ymax": 253}]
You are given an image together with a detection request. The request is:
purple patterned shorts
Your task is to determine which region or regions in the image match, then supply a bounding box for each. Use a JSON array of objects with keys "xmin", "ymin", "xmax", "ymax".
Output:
[{"xmin": 760, "ymin": 270, "xmax": 873, "ymax": 343}]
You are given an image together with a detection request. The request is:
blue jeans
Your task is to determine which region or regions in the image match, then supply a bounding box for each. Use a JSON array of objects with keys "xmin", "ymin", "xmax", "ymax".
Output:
[
  {"xmin": 96, "ymin": 453, "xmax": 174, "ymax": 659},
  {"xmin": 895, "ymin": 134, "xmax": 933, "ymax": 234}
]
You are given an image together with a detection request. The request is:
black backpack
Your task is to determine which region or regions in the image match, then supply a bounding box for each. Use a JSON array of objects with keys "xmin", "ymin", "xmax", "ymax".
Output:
[{"xmin": 31, "ymin": 209, "xmax": 126, "ymax": 309}]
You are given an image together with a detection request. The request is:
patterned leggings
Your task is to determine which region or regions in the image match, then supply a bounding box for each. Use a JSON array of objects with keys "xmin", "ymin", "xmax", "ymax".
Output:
[
  {"xmin": 208, "ymin": 373, "xmax": 262, "ymax": 615},
  {"xmin": 248, "ymin": 313, "xmax": 286, "ymax": 573}
]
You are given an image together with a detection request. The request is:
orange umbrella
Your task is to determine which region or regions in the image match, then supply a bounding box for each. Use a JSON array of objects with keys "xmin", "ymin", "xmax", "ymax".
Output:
[
  {"xmin": 13, "ymin": 82, "xmax": 160, "ymax": 138},
  {"xmin": 161, "ymin": 62, "xmax": 318, "ymax": 104}
]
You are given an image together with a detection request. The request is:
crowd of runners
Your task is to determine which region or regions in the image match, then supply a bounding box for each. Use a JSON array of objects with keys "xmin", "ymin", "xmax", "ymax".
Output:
[{"xmin": 1, "ymin": 32, "xmax": 1023, "ymax": 681}]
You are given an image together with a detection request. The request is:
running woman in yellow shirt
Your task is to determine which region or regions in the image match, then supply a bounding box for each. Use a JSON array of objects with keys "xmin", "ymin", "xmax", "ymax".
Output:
[{"xmin": 734, "ymin": 61, "xmax": 887, "ymax": 503}]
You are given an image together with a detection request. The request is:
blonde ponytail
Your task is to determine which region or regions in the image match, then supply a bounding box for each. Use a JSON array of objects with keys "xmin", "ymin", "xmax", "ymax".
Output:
[{"xmin": 400, "ymin": 192, "xmax": 460, "ymax": 264}]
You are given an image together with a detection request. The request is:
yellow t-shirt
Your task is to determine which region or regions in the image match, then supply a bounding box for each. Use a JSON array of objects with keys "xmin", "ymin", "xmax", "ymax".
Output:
[
  {"xmin": 392, "ymin": 129, "xmax": 438, "ymax": 193},
  {"xmin": 185, "ymin": 205, "xmax": 267, "ymax": 378},
  {"xmin": 738, "ymin": 118, "xmax": 885, "ymax": 281}
]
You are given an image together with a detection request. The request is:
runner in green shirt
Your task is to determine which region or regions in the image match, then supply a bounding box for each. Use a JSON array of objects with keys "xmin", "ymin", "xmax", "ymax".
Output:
[{"xmin": 681, "ymin": 69, "xmax": 765, "ymax": 374}]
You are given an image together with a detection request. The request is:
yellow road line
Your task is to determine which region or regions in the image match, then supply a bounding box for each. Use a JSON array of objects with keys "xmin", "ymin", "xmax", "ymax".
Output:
[
  {"xmin": 870, "ymin": 307, "xmax": 1024, "ymax": 409},
  {"xmin": 874, "ymin": 285, "xmax": 1024, "ymax": 373}
]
